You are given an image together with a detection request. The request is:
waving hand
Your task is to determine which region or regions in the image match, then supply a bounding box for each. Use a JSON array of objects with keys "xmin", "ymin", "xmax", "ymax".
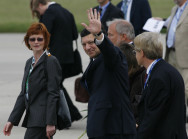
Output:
[{"xmin": 81, "ymin": 8, "xmax": 101, "ymax": 35}]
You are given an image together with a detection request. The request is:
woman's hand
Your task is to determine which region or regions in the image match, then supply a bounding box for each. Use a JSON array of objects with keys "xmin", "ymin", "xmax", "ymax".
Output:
[
  {"xmin": 46, "ymin": 125, "xmax": 56, "ymax": 139},
  {"xmin": 3, "ymin": 122, "xmax": 13, "ymax": 136}
]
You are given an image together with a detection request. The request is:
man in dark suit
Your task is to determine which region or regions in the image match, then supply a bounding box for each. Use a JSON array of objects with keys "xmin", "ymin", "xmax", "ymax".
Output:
[
  {"xmin": 93, "ymin": 0, "xmax": 124, "ymax": 32},
  {"xmin": 134, "ymin": 32, "xmax": 187, "ymax": 139},
  {"xmin": 30, "ymin": 0, "xmax": 82, "ymax": 122},
  {"xmin": 117, "ymin": 0, "xmax": 152, "ymax": 36},
  {"xmin": 81, "ymin": 8, "xmax": 136, "ymax": 139}
]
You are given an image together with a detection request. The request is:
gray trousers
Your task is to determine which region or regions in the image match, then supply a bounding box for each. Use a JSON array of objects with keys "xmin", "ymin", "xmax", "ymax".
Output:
[{"xmin": 24, "ymin": 127, "xmax": 53, "ymax": 139}]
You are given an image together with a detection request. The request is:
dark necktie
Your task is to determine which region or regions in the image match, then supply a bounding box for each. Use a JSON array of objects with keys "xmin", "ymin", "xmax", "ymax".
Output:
[
  {"xmin": 99, "ymin": 8, "xmax": 102, "ymax": 15},
  {"xmin": 99, "ymin": 8, "xmax": 103, "ymax": 19}
]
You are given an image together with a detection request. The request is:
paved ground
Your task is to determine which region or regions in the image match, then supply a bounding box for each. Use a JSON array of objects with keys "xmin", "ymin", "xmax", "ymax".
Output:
[{"xmin": 0, "ymin": 33, "xmax": 187, "ymax": 139}]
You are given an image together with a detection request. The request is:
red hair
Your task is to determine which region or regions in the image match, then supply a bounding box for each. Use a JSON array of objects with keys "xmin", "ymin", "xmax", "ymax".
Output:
[{"xmin": 24, "ymin": 23, "xmax": 50, "ymax": 50}]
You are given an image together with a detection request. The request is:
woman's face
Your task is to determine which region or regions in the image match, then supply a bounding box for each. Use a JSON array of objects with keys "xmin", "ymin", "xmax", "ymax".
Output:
[
  {"xmin": 35, "ymin": 4, "xmax": 46, "ymax": 15},
  {"xmin": 28, "ymin": 34, "xmax": 45, "ymax": 53}
]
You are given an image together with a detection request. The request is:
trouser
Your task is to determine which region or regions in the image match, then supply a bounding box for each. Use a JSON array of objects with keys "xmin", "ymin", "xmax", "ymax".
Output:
[
  {"xmin": 24, "ymin": 127, "xmax": 53, "ymax": 139},
  {"xmin": 166, "ymin": 50, "xmax": 188, "ymax": 120},
  {"xmin": 89, "ymin": 134, "xmax": 136, "ymax": 139}
]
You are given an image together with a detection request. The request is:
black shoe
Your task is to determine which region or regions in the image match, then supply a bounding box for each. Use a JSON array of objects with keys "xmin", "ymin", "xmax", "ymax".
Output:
[{"xmin": 71, "ymin": 113, "xmax": 82, "ymax": 122}]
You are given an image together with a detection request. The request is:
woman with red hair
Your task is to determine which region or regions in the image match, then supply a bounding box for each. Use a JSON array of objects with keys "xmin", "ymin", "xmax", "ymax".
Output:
[{"xmin": 3, "ymin": 23, "xmax": 62, "ymax": 139}]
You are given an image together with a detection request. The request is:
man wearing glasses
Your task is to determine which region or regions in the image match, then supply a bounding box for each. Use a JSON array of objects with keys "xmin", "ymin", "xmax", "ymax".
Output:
[{"xmin": 134, "ymin": 32, "xmax": 187, "ymax": 139}]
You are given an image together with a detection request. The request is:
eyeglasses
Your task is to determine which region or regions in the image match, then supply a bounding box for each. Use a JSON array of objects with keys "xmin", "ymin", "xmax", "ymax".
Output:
[
  {"xmin": 134, "ymin": 47, "xmax": 141, "ymax": 52},
  {"xmin": 82, "ymin": 41, "xmax": 95, "ymax": 47},
  {"xmin": 29, "ymin": 37, "xmax": 44, "ymax": 42},
  {"xmin": 132, "ymin": 47, "xmax": 141, "ymax": 55}
]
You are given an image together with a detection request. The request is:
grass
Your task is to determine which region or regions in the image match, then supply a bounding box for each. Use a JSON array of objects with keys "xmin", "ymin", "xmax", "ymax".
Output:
[{"xmin": 0, "ymin": 0, "xmax": 175, "ymax": 32}]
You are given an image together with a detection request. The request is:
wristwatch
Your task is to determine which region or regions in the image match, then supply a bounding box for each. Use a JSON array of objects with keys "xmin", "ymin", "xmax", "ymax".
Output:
[{"xmin": 94, "ymin": 31, "xmax": 102, "ymax": 37}]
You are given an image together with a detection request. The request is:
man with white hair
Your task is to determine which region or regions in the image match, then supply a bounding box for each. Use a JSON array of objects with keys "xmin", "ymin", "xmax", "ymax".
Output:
[
  {"xmin": 134, "ymin": 32, "xmax": 187, "ymax": 139},
  {"xmin": 107, "ymin": 19, "xmax": 135, "ymax": 47}
]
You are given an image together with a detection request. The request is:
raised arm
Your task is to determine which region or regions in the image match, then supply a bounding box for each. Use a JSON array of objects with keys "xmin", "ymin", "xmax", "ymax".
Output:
[
  {"xmin": 81, "ymin": 8, "xmax": 102, "ymax": 39},
  {"xmin": 81, "ymin": 8, "xmax": 124, "ymax": 68}
]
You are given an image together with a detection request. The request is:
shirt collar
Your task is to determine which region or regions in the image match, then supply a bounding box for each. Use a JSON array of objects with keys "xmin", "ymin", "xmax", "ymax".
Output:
[
  {"xmin": 146, "ymin": 60, "xmax": 155, "ymax": 74},
  {"xmin": 49, "ymin": 1, "xmax": 56, "ymax": 6},
  {"xmin": 99, "ymin": 1, "xmax": 110, "ymax": 10},
  {"xmin": 123, "ymin": 0, "xmax": 131, "ymax": 4},
  {"xmin": 32, "ymin": 50, "xmax": 47, "ymax": 65}
]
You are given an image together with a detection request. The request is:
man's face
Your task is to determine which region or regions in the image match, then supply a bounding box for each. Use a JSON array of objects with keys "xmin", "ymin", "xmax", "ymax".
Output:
[
  {"xmin": 97, "ymin": 0, "xmax": 109, "ymax": 5},
  {"xmin": 174, "ymin": 0, "xmax": 185, "ymax": 6},
  {"xmin": 81, "ymin": 34, "xmax": 101, "ymax": 58},
  {"xmin": 108, "ymin": 23, "xmax": 121, "ymax": 47}
]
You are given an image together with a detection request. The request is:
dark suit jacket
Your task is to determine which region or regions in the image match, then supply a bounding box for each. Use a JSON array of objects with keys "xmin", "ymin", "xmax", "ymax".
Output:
[
  {"xmin": 8, "ymin": 54, "xmax": 62, "ymax": 128},
  {"xmin": 137, "ymin": 59, "xmax": 187, "ymax": 139},
  {"xmin": 94, "ymin": 3, "xmax": 124, "ymax": 32},
  {"xmin": 40, "ymin": 3, "xmax": 78, "ymax": 65},
  {"xmin": 81, "ymin": 36, "xmax": 136, "ymax": 138},
  {"xmin": 117, "ymin": 0, "xmax": 152, "ymax": 36}
]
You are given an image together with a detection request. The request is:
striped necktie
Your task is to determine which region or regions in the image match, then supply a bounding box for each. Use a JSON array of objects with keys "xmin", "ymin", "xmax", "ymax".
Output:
[{"xmin": 121, "ymin": 0, "xmax": 128, "ymax": 19}]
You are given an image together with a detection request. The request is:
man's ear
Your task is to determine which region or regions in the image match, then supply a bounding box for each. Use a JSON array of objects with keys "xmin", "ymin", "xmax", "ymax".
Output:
[
  {"xmin": 140, "ymin": 50, "xmax": 145, "ymax": 57},
  {"xmin": 122, "ymin": 34, "xmax": 127, "ymax": 41}
]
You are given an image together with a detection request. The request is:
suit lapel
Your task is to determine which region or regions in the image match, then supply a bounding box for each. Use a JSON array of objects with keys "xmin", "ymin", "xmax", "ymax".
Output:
[
  {"xmin": 30, "ymin": 54, "xmax": 46, "ymax": 74},
  {"xmin": 101, "ymin": 3, "xmax": 111, "ymax": 23},
  {"xmin": 29, "ymin": 54, "xmax": 47, "ymax": 104},
  {"xmin": 83, "ymin": 59, "xmax": 93, "ymax": 79},
  {"xmin": 139, "ymin": 60, "xmax": 163, "ymax": 102},
  {"xmin": 82, "ymin": 55, "xmax": 102, "ymax": 92},
  {"xmin": 177, "ymin": 4, "xmax": 188, "ymax": 28},
  {"xmin": 130, "ymin": 0, "xmax": 136, "ymax": 21},
  {"xmin": 140, "ymin": 82, "xmax": 149, "ymax": 103},
  {"xmin": 81, "ymin": 59, "xmax": 94, "ymax": 93},
  {"xmin": 22, "ymin": 58, "xmax": 32, "ymax": 92}
]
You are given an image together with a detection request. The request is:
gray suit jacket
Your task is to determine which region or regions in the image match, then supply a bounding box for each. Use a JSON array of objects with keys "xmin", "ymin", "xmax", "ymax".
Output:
[
  {"xmin": 166, "ymin": 4, "xmax": 188, "ymax": 68},
  {"xmin": 8, "ymin": 54, "xmax": 62, "ymax": 128}
]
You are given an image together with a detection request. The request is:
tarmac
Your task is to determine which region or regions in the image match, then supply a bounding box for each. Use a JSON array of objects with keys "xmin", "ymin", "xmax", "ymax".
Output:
[{"xmin": 0, "ymin": 33, "xmax": 187, "ymax": 139}]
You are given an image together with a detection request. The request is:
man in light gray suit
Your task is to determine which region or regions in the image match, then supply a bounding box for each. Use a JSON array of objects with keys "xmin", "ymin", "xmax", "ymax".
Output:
[{"xmin": 165, "ymin": 0, "xmax": 188, "ymax": 107}]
